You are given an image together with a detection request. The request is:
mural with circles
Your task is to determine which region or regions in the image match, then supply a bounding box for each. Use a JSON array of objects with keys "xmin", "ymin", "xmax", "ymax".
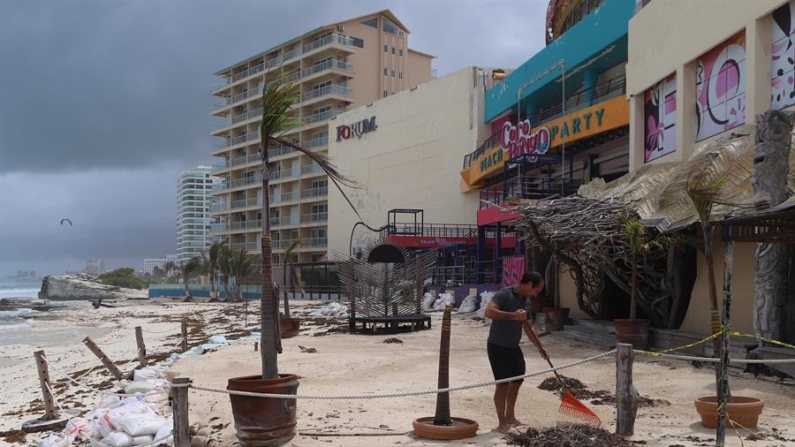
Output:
[
  {"xmin": 695, "ymin": 32, "xmax": 746, "ymax": 142},
  {"xmin": 644, "ymin": 74, "xmax": 677, "ymax": 163},
  {"xmin": 772, "ymin": 1, "xmax": 795, "ymax": 110}
]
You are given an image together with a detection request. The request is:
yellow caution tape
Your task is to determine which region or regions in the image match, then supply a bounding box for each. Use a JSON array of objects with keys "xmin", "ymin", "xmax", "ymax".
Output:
[
  {"xmin": 728, "ymin": 332, "xmax": 795, "ymax": 351},
  {"xmin": 641, "ymin": 331, "xmax": 721, "ymax": 357}
]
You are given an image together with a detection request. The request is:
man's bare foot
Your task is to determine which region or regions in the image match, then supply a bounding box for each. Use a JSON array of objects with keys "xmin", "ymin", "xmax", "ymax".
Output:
[
  {"xmin": 494, "ymin": 424, "xmax": 516, "ymax": 435},
  {"xmin": 505, "ymin": 418, "xmax": 525, "ymax": 426}
]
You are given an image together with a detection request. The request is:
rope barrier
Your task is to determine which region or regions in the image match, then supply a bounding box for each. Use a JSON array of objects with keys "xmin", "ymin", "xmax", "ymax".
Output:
[
  {"xmin": 140, "ymin": 325, "xmax": 183, "ymax": 334},
  {"xmin": 633, "ymin": 350, "xmax": 795, "ymax": 364},
  {"xmin": 178, "ymin": 350, "xmax": 616, "ymax": 400}
]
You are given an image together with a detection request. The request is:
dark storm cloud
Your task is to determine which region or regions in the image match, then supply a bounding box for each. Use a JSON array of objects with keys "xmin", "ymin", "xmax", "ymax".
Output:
[{"xmin": 0, "ymin": 0, "xmax": 546, "ymax": 275}]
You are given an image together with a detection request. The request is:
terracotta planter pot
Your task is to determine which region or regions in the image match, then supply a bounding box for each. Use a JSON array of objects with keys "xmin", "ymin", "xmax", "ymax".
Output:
[
  {"xmin": 412, "ymin": 417, "xmax": 479, "ymax": 440},
  {"xmin": 694, "ymin": 396, "xmax": 765, "ymax": 429},
  {"xmin": 530, "ymin": 298, "xmax": 551, "ymax": 315},
  {"xmin": 613, "ymin": 319, "xmax": 651, "ymax": 350},
  {"xmin": 279, "ymin": 317, "xmax": 301, "ymax": 339},
  {"xmin": 543, "ymin": 307, "xmax": 570, "ymax": 331},
  {"xmin": 227, "ymin": 374, "xmax": 299, "ymax": 447}
]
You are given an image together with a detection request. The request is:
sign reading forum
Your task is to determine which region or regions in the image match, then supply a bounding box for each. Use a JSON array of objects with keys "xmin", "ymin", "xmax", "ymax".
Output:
[{"xmin": 335, "ymin": 116, "xmax": 377, "ymax": 141}]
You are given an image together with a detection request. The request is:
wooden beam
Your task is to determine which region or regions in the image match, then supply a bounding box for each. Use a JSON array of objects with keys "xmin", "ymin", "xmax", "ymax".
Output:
[
  {"xmin": 172, "ymin": 377, "xmax": 190, "ymax": 447},
  {"xmin": 83, "ymin": 337, "xmax": 122, "ymax": 380},
  {"xmin": 33, "ymin": 351, "xmax": 58, "ymax": 420},
  {"xmin": 616, "ymin": 343, "xmax": 638, "ymax": 437}
]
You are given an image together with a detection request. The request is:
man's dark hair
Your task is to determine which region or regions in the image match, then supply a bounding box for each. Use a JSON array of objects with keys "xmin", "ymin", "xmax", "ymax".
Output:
[{"xmin": 520, "ymin": 271, "xmax": 543, "ymax": 287}]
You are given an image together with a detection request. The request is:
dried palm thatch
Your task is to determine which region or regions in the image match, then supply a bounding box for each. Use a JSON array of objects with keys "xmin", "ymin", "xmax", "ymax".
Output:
[{"xmin": 579, "ymin": 124, "xmax": 795, "ymax": 231}]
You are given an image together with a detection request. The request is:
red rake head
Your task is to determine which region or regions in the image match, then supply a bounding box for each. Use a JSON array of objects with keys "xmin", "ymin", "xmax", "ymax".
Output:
[{"xmin": 559, "ymin": 390, "xmax": 602, "ymax": 427}]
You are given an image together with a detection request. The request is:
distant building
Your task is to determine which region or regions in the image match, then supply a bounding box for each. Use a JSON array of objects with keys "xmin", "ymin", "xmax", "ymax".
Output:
[
  {"xmin": 177, "ymin": 166, "xmax": 222, "ymax": 264},
  {"xmin": 143, "ymin": 255, "xmax": 177, "ymax": 275},
  {"xmin": 84, "ymin": 259, "xmax": 105, "ymax": 276},
  {"xmin": 16, "ymin": 270, "xmax": 36, "ymax": 278}
]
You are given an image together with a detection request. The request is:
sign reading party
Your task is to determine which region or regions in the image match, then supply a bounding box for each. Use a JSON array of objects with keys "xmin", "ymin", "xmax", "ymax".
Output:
[
  {"xmin": 335, "ymin": 116, "xmax": 377, "ymax": 141},
  {"xmin": 501, "ymin": 119, "xmax": 551, "ymax": 159}
]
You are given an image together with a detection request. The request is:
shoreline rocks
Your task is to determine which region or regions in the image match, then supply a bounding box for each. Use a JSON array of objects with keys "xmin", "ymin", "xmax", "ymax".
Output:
[{"xmin": 37, "ymin": 273, "xmax": 148, "ymax": 301}]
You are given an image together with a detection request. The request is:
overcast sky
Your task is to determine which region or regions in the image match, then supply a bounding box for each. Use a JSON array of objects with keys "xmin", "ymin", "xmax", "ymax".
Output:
[{"xmin": 0, "ymin": 0, "xmax": 548, "ymax": 277}]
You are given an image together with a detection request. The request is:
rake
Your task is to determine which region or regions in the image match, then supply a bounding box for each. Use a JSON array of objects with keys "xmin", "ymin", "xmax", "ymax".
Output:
[{"xmin": 544, "ymin": 356, "xmax": 602, "ymax": 427}]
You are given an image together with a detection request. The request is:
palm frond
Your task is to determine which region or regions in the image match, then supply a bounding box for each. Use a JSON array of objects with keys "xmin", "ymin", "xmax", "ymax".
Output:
[{"xmin": 260, "ymin": 73, "xmax": 301, "ymax": 152}]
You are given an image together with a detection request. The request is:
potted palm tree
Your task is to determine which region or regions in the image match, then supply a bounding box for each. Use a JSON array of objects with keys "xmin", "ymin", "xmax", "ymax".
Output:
[
  {"xmin": 226, "ymin": 73, "xmax": 359, "ymax": 447},
  {"xmin": 613, "ymin": 214, "xmax": 662, "ymax": 349},
  {"xmin": 686, "ymin": 174, "xmax": 764, "ymax": 429},
  {"xmin": 280, "ymin": 238, "xmax": 303, "ymax": 339}
]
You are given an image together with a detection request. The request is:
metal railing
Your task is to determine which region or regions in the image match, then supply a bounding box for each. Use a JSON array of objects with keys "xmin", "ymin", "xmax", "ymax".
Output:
[
  {"xmin": 272, "ymin": 167, "xmax": 301, "ymax": 180},
  {"xmin": 479, "ymin": 175, "xmax": 582, "ymax": 209},
  {"xmin": 301, "ymin": 163, "xmax": 324, "ymax": 175},
  {"xmin": 302, "ymin": 212, "xmax": 328, "ymax": 223},
  {"xmin": 211, "ymin": 182, "xmax": 228, "ymax": 191},
  {"xmin": 302, "ymin": 59, "xmax": 353, "ymax": 78},
  {"xmin": 302, "ymin": 33, "xmax": 358, "ymax": 53},
  {"xmin": 282, "ymin": 70, "xmax": 301, "ymax": 84},
  {"xmin": 304, "ymin": 109, "xmax": 341, "ymax": 124},
  {"xmin": 462, "ymin": 73, "xmax": 628, "ymax": 169},
  {"xmin": 301, "ymin": 186, "xmax": 328, "ymax": 199},
  {"xmin": 381, "ymin": 223, "xmax": 478, "ymax": 239},
  {"xmin": 274, "ymin": 215, "xmax": 300, "ymax": 227},
  {"xmin": 231, "ymin": 63, "xmax": 264, "ymax": 83},
  {"xmin": 226, "ymin": 86, "xmax": 263, "ymax": 106},
  {"xmin": 229, "ymin": 242, "xmax": 258, "ymax": 251},
  {"xmin": 268, "ymin": 145, "xmax": 295, "ymax": 158},
  {"xmin": 302, "ymin": 84, "xmax": 353, "ymax": 102},
  {"xmin": 304, "ymin": 237, "xmax": 328, "ymax": 248},
  {"xmin": 305, "ymin": 135, "xmax": 329, "ymax": 149},
  {"xmin": 283, "ymin": 47, "xmax": 301, "ymax": 60},
  {"xmin": 230, "ymin": 174, "xmax": 262, "ymax": 189},
  {"xmin": 265, "ymin": 56, "xmax": 283, "ymax": 69},
  {"xmin": 231, "ymin": 219, "xmax": 262, "ymax": 231},
  {"xmin": 232, "ymin": 107, "xmax": 263, "ymax": 124},
  {"xmin": 272, "ymin": 190, "xmax": 299, "ymax": 203}
]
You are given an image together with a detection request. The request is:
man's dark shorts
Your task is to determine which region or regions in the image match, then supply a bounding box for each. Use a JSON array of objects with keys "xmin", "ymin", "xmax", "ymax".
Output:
[{"xmin": 487, "ymin": 343, "xmax": 525, "ymax": 383}]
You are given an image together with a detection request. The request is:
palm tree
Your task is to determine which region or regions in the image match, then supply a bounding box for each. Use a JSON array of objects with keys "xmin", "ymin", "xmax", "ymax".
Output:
[
  {"xmin": 163, "ymin": 261, "xmax": 177, "ymax": 281},
  {"xmin": 230, "ymin": 248, "xmax": 256, "ymax": 301},
  {"xmin": 179, "ymin": 257, "xmax": 202, "ymax": 299},
  {"xmin": 258, "ymin": 73, "xmax": 358, "ymax": 380},
  {"xmin": 201, "ymin": 241, "xmax": 227, "ymax": 299},
  {"xmin": 282, "ymin": 238, "xmax": 304, "ymax": 319},
  {"xmin": 686, "ymin": 173, "xmax": 729, "ymax": 397},
  {"xmin": 218, "ymin": 246, "xmax": 233, "ymax": 301}
]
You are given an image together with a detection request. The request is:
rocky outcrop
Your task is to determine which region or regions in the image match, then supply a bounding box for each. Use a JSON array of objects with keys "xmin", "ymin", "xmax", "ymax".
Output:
[{"xmin": 38, "ymin": 273, "xmax": 148, "ymax": 301}]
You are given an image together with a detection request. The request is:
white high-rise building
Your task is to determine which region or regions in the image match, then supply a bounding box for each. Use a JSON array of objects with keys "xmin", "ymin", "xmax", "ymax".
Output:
[
  {"xmin": 177, "ymin": 166, "xmax": 221, "ymax": 264},
  {"xmin": 143, "ymin": 255, "xmax": 177, "ymax": 275}
]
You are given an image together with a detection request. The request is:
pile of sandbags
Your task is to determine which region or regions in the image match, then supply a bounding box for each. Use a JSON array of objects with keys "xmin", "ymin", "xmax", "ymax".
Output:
[
  {"xmin": 307, "ymin": 302, "xmax": 349, "ymax": 319},
  {"xmin": 39, "ymin": 368, "xmax": 174, "ymax": 447},
  {"xmin": 457, "ymin": 293, "xmax": 477, "ymax": 313},
  {"xmin": 432, "ymin": 293, "xmax": 455, "ymax": 310}
]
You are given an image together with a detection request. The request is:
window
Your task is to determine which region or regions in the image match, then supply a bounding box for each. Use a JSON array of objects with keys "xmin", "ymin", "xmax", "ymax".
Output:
[
  {"xmin": 392, "ymin": 47, "xmax": 395, "ymax": 55},
  {"xmin": 382, "ymin": 17, "xmax": 400, "ymax": 36},
  {"xmin": 384, "ymin": 44, "xmax": 388, "ymax": 52},
  {"xmin": 383, "ymin": 90, "xmax": 388, "ymax": 98},
  {"xmin": 399, "ymin": 49, "xmax": 403, "ymax": 57},
  {"xmin": 399, "ymin": 71, "xmax": 403, "ymax": 80},
  {"xmin": 350, "ymin": 36, "xmax": 364, "ymax": 48},
  {"xmin": 391, "ymin": 69, "xmax": 395, "ymax": 78},
  {"xmin": 311, "ymin": 204, "xmax": 328, "ymax": 214},
  {"xmin": 384, "ymin": 68, "xmax": 388, "ymax": 76},
  {"xmin": 360, "ymin": 17, "xmax": 377, "ymax": 28},
  {"xmin": 311, "ymin": 254, "xmax": 324, "ymax": 263}
]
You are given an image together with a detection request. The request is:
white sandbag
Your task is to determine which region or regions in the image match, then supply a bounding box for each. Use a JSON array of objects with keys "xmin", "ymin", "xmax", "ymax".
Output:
[
  {"xmin": 103, "ymin": 431, "xmax": 133, "ymax": 447},
  {"xmin": 133, "ymin": 368, "xmax": 163, "ymax": 382},
  {"xmin": 433, "ymin": 293, "xmax": 455, "ymax": 310},
  {"xmin": 422, "ymin": 292, "xmax": 435, "ymax": 310},
  {"xmin": 114, "ymin": 416, "xmax": 167, "ymax": 437},
  {"xmin": 155, "ymin": 415, "xmax": 174, "ymax": 445},
  {"xmin": 99, "ymin": 394, "xmax": 121, "ymax": 408},
  {"xmin": 124, "ymin": 381, "xmax": 159, "ymax": 395},
  {"xmin": 208, "ymin": 335, "xmax": 228, "ymax": 345},
  {"xmin": 37, "ymin": 433, "xmax": 70, "ymax": 447},
  {"xmin": 457, "ymin": 294, "xmax": 477, "ymax": 313},
  {"xmin": 476, "ymin": 291, "xmax": 495, "ymax": 321},
  {"xmin": 65, "ymin": 417, "xmax": 94, "ymax": 441},
  {"xmin": 93, "ymin": 412, "xmax": 116, "ymax": 438},
  {"xmin": 131, "ymin": 435, "xmax": 154, "ymax": 445}
]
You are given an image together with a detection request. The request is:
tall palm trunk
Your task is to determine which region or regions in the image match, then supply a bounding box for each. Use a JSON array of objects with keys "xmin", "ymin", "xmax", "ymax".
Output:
[
  {"xmin": 703, "ymin": 226, "xmax": 723, "ymax": 396},
  {"xmin": 629, "ymin": 251, "xmax": 637, "ymax": 320},
  {"xmin": 283, "ymin": 263, "xmax": 291, "ymax": 319},
  {"xmin": 261, "ymin": 151, "xmax": 279, "ymax": 380},
  {"xmin": 433, "ymin": 304, "xmax": 453, "ymax": 426},
  {"xmin": 222, "ymin": 274, "xmax": 231, "ymax": 301}
]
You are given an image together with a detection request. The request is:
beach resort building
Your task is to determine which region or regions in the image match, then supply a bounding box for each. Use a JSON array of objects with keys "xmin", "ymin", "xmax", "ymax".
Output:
[
  {"xmin": 177, "ymin": 166, "xmax": 221, "ymax": 265},
  {"xmin": 459, "ymin": 0, "xmax": 633, "ymax": 285},
  {"xmin": 208, "ymin": 10, "xmax": 434, "ymax": 265},
  {"xmin": 143, "ymin": 255, "xmax": 177, "ymax": 275},
  {"xmin": 327, "ymin": 66, "xmax": 506, "ymax": 282}
]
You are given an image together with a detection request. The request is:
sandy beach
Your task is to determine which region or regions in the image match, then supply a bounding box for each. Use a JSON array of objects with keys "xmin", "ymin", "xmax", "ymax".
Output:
[{"xmin": 1, "ymin": 298, "xmax": 794, "ymax": 447}]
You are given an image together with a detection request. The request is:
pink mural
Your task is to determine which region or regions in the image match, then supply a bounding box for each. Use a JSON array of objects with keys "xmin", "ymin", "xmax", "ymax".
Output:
[
  {"xmin": 695, "ymin": 33, "xmax": 746, "ymax": 141},
  {"xmin": 644, "ymin": 74, "xmax": 677, "ymax": 163},
  {"xmin": 772, "ymin": 1, "xmax": 795, "ymax": 110},
  {"xmin": 502, "ymin": 255, "xmax": 525, "ymax": 288}
]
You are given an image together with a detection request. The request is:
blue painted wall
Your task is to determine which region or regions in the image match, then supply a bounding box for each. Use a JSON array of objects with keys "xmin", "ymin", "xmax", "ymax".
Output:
[{"xmin": 485, "ymin": 0, "xmax": 635, "ymax": 123}]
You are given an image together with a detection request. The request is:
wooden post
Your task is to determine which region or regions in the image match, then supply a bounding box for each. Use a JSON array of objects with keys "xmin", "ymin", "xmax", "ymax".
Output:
[
  {"xmin": 172, "ymin": 377, "xmax": 190, "ymax": 447},
  {"xmin": 134, "ymin": 326, "xmax": 147, "ymax": 368},
  {"xmin": 33, "ymin": 351, "xmax": 58, "ymax": 420},
  {"xmin": 716, "ymin": 240, "xmax": 734, "ymax": 446},
  {"xmin": 181, "ymin": 320, "xmax": 188, "ymax": 353},
  {"xmin": 616, "ymin": 343, "xmax": 638, "ymax": 437},
  {"xmin": 83, "ymin": 337, "xmax": 123, "ymax": 380}
]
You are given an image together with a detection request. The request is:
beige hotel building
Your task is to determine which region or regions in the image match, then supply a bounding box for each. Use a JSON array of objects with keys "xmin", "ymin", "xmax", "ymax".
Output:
[{"xmin": 209, "ymin": 10, "xmax": 433, "ymax": 264}]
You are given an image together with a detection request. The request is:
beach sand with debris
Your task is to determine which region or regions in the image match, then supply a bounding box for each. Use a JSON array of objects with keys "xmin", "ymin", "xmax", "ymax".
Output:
[{"xmin": 1, "ymin": 299, "xmax": 794, "ymax": 447}]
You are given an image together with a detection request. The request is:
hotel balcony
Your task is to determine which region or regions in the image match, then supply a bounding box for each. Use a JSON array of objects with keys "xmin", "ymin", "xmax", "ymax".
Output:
[
  {"xmin": 303, "ymin": 237, "xmax": 328, "ymax": 248},
  {"xmin": 229, "ymin": 242, "xmax": 259, "ymax": 251},
  {"xmin": 302, "ymin": 212, "xmax": 328, "ymax": 224},
  {"xmin": 304, "ymin": 135, "xmax": 329, "ymax": 150},
  {"xmin": 301, "ymin": 186, "xmax": 328, "ymax": 200},
  {"xmin": 212, "ymin": 152, "xmax": 260, "ymax": 174},
  {"xmin": 301, "ymin": 84, "xmax": 353, "ymax": 108},
  {"xmin": 301, "ymin": 33, "xmax": 360, "ymax": 58},
  {"xmin": 301, "ymin": 59, "xmax": 354, "ymax": 84}
]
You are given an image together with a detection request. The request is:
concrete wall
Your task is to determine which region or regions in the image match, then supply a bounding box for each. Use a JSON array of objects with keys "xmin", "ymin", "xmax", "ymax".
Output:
[
  {"xmin": 627, "ymin": 0, "xmax": 787, "ymax": 170},
  {"xmin": 327, "ymin": 67, "xmax": 493, "ymax": 256}
]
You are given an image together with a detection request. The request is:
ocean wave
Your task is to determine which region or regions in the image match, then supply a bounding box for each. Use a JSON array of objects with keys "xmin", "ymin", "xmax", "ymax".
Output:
[
  {"xmin": 0, "ymin": 319, "xmax": 33, "ymax": 331},
  {"xmin": 0, "ymin": 288, "xmax": 40, "ymax": 299},
  {"xmin": 0, "ymin": 309, "xmax": 41, "ymax": 319}
]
